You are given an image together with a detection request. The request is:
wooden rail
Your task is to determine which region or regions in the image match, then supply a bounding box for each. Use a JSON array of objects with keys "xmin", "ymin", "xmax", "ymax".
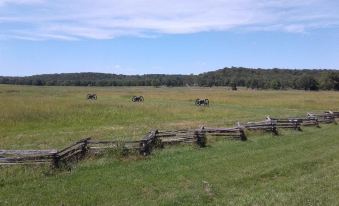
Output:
[
  {"xmin": 330, "ymin": 111, "xmax": 339, "ymax": 118},
  {"xmin": 287, "ymin": 117, "xmax": 319, "ymax": 127},
  {"xmin": 156, "ymin": 129, "xmax": 195, "ymax": 145},
  {"xmin": 266, "ymin": 116, "xmax": 302, "ymax": 131},
  {"xmin": 307, "ymin": 111, "xmax": 337, "ymax": 124},
  {"xmin": 0, "ymin": 149, "xmax": 57, "ymax": 156},
  {"xmin": 0, "ymin": 149, "xmax": 57, "ymax": 165},
  {"xmin": 244, "ymin": 120, "xmax": 278, "ymax": 134},
  {"xmin": 202, "ymin": 126, "xmax": 247, "ymax": 141}
]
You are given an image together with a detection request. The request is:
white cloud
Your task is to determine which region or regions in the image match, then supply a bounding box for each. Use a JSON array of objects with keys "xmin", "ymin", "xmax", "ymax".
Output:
[
  {"xmin": 0, "ymin": 0, "xmax": 44, "ymax": 6},
  {"xmin": 0, "ymin": 0, "xmax": 338, "ymax": 40}
]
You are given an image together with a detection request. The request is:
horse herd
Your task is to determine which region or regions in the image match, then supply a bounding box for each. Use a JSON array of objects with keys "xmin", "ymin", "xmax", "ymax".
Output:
[{"xmin": 86, "ymin": 94, "xmax": 209, "ymax": 106}]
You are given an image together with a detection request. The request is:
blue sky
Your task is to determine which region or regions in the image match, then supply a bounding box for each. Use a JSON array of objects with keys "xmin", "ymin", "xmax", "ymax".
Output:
[{"xmin": 1, "ymin": 0, "xmax": 339, "ymax": 76}]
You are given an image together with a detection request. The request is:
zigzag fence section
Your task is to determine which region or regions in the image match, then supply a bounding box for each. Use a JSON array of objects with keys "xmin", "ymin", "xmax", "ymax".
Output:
[{"xmin": 0, "ymin": 111, "xmax": 338, "ymax": 167}]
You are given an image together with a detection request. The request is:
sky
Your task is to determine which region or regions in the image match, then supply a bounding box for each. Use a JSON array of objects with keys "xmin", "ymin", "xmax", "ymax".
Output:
[{"xmin": 0, "ymin": 0, "xmax": 339, "ymax": 76}]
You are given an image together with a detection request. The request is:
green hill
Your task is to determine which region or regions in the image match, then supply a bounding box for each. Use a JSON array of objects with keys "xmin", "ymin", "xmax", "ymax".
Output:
[{"xmin": 1, "ymin": 67, "xmax": 339, "ymax": 90}]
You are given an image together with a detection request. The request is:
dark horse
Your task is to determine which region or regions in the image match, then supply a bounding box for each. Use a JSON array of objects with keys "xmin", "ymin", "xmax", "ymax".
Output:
[
  {"xmin": 195, "ymin": 98, "xmax": 209, "ymax": 106},
  {"xmin": 132, "ymin": 96, "xmax": 144, "ymax": 102},
  {"xmin": 87, "ymin": 94, "xmax": 97, "ymax": 100}
]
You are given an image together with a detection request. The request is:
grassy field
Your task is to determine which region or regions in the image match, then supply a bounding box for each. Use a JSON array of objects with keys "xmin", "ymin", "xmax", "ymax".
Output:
[{"xmin": 1, "ymin": 84, "xmax": 339, "ymax": 205}]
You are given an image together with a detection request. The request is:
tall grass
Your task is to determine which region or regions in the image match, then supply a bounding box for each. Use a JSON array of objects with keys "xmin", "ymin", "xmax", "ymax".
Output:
[{"xmin": 1, "ymin": 85, "xmax": 338, "ymax": 149}]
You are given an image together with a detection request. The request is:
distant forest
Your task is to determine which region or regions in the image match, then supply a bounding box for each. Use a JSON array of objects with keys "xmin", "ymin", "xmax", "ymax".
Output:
[{"xmin": 1, "ymin": 67, "xmax": 339, "ymax": 90}]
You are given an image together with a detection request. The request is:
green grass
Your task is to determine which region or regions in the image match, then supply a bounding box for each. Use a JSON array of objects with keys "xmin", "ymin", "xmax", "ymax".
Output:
[{"xmin": 1, "ymin": 85, "xmax": 339, "ymax": 205}]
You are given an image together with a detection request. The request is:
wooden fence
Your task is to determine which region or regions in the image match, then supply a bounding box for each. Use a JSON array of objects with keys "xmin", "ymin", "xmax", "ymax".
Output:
[{"xmin": 0, "ymin": 110, "xmax": 337, "ymax": 167}]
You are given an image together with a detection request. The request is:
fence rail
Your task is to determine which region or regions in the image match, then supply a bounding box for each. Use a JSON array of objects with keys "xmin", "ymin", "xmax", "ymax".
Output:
[
  {"xmin": 1, "ymin": 110, "xmax": 337, "ymax": 167},
  {"xmin": 0, "ymin": 149, "xmax": 57, "ymax": 165}
]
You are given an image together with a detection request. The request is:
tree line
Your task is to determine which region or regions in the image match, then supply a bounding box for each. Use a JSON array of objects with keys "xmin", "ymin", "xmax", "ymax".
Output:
[{"xmin": 1, "ymin": 67, "xmax": 339, "ymax": 90}]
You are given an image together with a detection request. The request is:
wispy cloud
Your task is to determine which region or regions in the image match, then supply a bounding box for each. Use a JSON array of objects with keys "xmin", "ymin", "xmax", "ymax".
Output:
[
  {"xmin": 0, "ymin": 0, "xmax": 44, "ymax": 6},
  {"xmin": 0, "ymin": 0, "xmax": 338, "ymax": 40}
]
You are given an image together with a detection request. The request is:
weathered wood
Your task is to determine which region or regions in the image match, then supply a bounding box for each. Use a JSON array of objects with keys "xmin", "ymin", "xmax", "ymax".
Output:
[
  {"xmin": 0, "ymin": 149, "xmax": 57, "ymax": 165},
  {"xmin": 0, "ymin": 149, "xmax": 57, "ymax": 156},
  {"xmin": 161, "ymin": 138, "xmax": 194, "ymax": 144},
  {"xmin": 0, "ymin": 154, "xmax": 54, "ymax": 165},
  {"xmin": 0, "ymin": 161, "xmax": 51, "ymax": 165},
  {"xmin": 52, "ymin": 138, "xmax": 91, "ymax": 168},
  {"xmin": 203, "ymin": 127, "xmax": 242, "ymax": 133},
  {"xmin": 203, "ymin": 126, "xmax": 246, "ymax": 141},
  {"xmin": 88, "ymin": 140, "xmax": 140, "ymax": 144},
  {"xmin": 266, "ymin": 116, "xmax": 302, "ymax": 131},
  {"xmin": 57, "ymin": 138, "xmax": 91, "ymax": 154},
  {"xmin": 307, "ymin": 112, "xmax": 336, "ymax": 124},
  {"xmin": 330, "ymin": 111, "xmax": 339, "ymax": 118},
  {"xmin": 0, "ymin": 155, "xmax": 53, "ymax": 162},
  {"xmin": 156, "ymin": 129, "xmax": 197, "ymax": 146},
  {"xmin": 286, "ymin": 117, "xmax": 319, "ymax": 127},
  {"xmin": 194, "ymin": 129, "xmax": 206, "ymax": 147},
  {"xmin": 209, "ymin": 133, "xmax": 241, "ymax": 136},
  {"xmin": 139, "ymin": 131, "xmax": 159, "ymax": 156},
  {"xmin": 57, "ymin": 148, "xmax": 83, "ymax": 158},
  {"xmin": 244, "ymin": 119, "xmax": 278, "ymax": 134},
  {"xmin": 0, "ymin": 158, "xmax": 52, "ymax": 165},
  {"xmin": 57, "ymin": 143, "xmax": 84, "ymax": 156},
  {"xmin": 158, "ymin": 129, "xmax": 191, "ymax": 133}
]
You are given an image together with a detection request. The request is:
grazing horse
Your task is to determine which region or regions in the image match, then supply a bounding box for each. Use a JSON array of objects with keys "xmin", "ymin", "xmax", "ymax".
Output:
[
  {"xmin": 132, "ymin": 96, "xmax": 144, "ymax": 102},
  {"xmin": 87, "ymin": 94, "xmax": 97, "ymax": 100},
  {"xmin": 195, "ymin": 98, "xmax": 209, "ymax": 106}
]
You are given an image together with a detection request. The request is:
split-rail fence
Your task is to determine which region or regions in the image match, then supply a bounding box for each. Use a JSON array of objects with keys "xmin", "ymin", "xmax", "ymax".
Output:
[{"xmin": 1, "ymin": 111, "xmax": 337, "ymax": 168}]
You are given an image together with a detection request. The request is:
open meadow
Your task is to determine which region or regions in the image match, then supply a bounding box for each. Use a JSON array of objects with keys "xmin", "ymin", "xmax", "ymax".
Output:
[{"xmin": 1, "ymin": 84, "xmax": 339, "ymax": 205}]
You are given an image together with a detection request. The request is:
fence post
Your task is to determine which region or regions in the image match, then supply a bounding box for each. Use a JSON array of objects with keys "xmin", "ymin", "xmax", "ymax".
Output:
[
  {"xmin": 153, "ymin": 130, "xmax": 164, "ymax": 149},
  {"xmin": 271, "ymin": 120, "xmax": 278, "ymax": 135},
  {"xmin": 139, "ymin": 131, "xmax": 157, "ymax": 156},
  {"xmin": 139, "ymin": 140, "xmax": 149, "ymax": 156},
  {"xmin": 80, "ymin": 138, "xmax": 90, "ymax": 158},
  {"xmin": 52, "ymin": 153, "xmax": 60, "ymax": 168},
  {"xmin": 236, "ymin": 122, "xmax": 247, "ymax": 141},
  {"xmin": 194, "ymin": 127, "xmax": 206, "ymax": 147},
  {"xmin": 295, "ymin": 121, "xmax": 302, "ymax": 131},
  {"xmin": 239, "ymin": 128, "xmax": 247, "ymax": 141}
]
